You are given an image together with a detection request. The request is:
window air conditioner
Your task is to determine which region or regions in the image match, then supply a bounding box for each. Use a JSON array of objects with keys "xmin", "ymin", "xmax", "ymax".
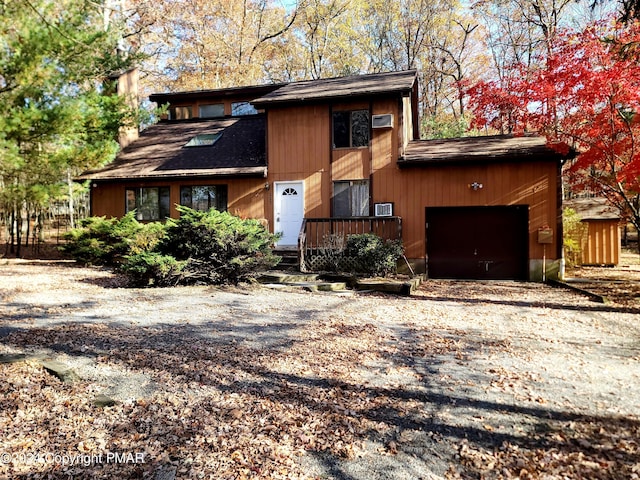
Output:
[
  {"xmin": 372, "ymin": 114, "xmax": 393, "ymax": 129},
  {"xmin": 374, "ymin": 203, "xmax": 393, "ymax": 217}
]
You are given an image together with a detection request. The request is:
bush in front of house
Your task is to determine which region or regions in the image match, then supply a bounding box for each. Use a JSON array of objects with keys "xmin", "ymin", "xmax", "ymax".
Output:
[
  {"xmin": 151, "ymin": 206, "xmax": 281, "ymax": 285},
  {"xmin": 61, "ymin": 213, "xmax": 166, "ymax": 266},
  {"xmin": 340, "ymin": 233, "xmax": 404, "ymax": 276},
  {"xmin": 120, "ymin": 251, "xmax": 186, "ymax": 287},
  {"xmin": 63, "ymin": 207, "xmax": 280, "ymax": 286}
]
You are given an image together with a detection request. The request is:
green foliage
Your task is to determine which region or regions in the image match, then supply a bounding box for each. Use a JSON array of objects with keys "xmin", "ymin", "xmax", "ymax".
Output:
[
  {"xmin": 61, "ymin": 213, "xmax": 166, "ymax": 266},
  {"xmin": 422, "ymin": 114, "xmax": 473, "ymax": 139},
  {"xmin": 563, "ymin": 208, "xmax": 587, "ymax": 268},
  {"xmin": 120, "ymin": 252, "xmax": 186, "ymax": 287},
  {"xmin": 0, "ymin": 0, "xmax": 145, "ymax": 252},
  {"xmin": 341, "ymin": 234, "xmax": 404, "ymax": 276},
  {"xmin": 157, "ymin": 206, "xmax": 281, "ymax": 285},
  {"xmin": 63, "ymin": 208, "xmax": 281, "ymax": 286}
]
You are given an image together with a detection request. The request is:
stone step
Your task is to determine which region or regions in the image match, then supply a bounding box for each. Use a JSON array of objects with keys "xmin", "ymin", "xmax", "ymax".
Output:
[
  {"xmin": 300, "ymin": 281, "xmax": 348, "ymax": 292},
  {"xmin": 258, "ymin": 271, "xmax": 425, "ymax": 296},
  {"xmin": 258, "ymin": 272, "xmax": 320, "ymax": 283},
  {"xmin": 257, "ymin": 271, "xmax": 350, "ymax": 294},
  {"xmin": 40, "ymin": 359, "xmax": 81, "ymax": 383}
]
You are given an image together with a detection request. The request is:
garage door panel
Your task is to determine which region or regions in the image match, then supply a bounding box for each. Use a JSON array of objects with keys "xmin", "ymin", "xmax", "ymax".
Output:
[{"xmin": 426, "ymin": 206, "xmax": 528, "ymax": 280}]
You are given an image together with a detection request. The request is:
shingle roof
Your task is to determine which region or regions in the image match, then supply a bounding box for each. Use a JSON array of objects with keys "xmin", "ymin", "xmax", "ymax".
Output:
[
  {"xmin": 252, "ymin": 70, "xmax": 417, "ymax": 106},
  {"xmin": 78, "ymin": 116, "xmax": 266, "ymax": 181},
  {"xmin": 564, "ymin": 198, "xmax": 620, "ymax": 220},
  {"xmin": 398, "ymin": 135, "xmax": 574, "ymax": 166}
]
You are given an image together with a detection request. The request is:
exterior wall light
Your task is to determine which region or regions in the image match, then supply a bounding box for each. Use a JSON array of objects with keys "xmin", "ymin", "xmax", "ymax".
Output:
[{"xmin": 469, "ymin": 182, "xmax": 483, "ymax": 191}]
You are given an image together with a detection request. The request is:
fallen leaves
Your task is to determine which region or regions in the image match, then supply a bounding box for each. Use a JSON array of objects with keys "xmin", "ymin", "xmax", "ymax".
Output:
[
  {"xmin": 1, "ymin": 261, "xmax": 639, "ymax": 479},
  {"xmin": 452, "ymin": 417, "xmax": 640, "ymax": 479}
]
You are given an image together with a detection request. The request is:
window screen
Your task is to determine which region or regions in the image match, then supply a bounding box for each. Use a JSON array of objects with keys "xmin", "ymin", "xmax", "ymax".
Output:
[
  {"xmin": 180, "ymin": 185, "xmax": 228, "ymax": 212},
  {"xmin": 332, "ymin": 110, "xmax": 370, "ymax": 148},
  {"xmin": 199, "ymin": 104, "xmax": 225, "ymax": 118},
  {"xmin": 125, "ymin": 187, "xmax": 171, "ymax": 221},
  {"xmin": 333, "ymin": 180, "xmax": 370, "ymax": 217},
  {"xmin": 171, "ymin": 106, "xmax": 192, "ymax": 120}
]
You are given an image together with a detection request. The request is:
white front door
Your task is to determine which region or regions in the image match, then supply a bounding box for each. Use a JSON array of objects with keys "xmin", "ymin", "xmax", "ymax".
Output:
[{"xmin": 274, "ymin": 181, "xmax": 304, "ymax": 247}]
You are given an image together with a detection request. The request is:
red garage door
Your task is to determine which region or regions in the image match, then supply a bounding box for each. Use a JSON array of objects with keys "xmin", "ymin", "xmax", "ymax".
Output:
[{"xmin": 426, "ymin": 206, "xmax": 529, "ymax": 280}]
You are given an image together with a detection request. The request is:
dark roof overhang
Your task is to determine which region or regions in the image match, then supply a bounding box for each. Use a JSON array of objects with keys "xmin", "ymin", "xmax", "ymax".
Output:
[
  {"xmin": 149, "ymin": 83, "xmax": 285, "ymax": 105},
  {"xmin": 398, "ymin": 135, "xmax": 576, "ymax": 167},
  {"xmin": 252, "ymin": 70, "xmax": 418, "ymax": 107}
]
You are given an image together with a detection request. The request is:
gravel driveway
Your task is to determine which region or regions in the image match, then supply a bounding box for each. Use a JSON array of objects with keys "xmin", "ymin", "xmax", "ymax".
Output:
[{"xmin": 1, "ymin": 260, "xmax": 639, "ymax": 479}]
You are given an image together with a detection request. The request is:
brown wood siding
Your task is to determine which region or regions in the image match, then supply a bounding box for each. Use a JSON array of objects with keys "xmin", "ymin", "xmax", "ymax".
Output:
[
  {"xmin": 90, "ymin": 178, "xmax": 267, "ymax": 221},
  {"xmin": 331, "ymin": 149, "xmax": 369, "ymax": 180},
  {"xmin": 266, "ymin": 105, "xmax": 331, "ymax": 221},
  {"xmin": 261, "ymin": 93, "xmax": 560, "ymax": 270},
  {"xmin": 581, "ymin": 220, "xmax": 620, "ymax": 265},
  {"xmin": 372, "ymin": 160, "xmax": 559, "ymax": 262}
]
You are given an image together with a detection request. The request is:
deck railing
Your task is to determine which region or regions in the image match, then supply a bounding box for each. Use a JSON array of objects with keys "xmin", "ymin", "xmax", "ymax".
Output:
[{"xmin": 298, "ymin": 216, "xmax": 402, "ymax": 272}]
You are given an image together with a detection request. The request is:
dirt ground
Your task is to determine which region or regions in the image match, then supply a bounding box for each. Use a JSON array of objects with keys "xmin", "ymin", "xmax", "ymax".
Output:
[
  {"xmin": 0, "ymin": 256, "xmax": 639, "ymax": 479},
  {"xmin": 565, "ymin": 249, "xmax": 640, "ymax": 308}
]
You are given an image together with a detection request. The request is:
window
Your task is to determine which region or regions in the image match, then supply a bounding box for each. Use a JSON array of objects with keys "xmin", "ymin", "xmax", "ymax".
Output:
[
  {"xmin": 232, "ymin": 102, "xmax": 257, "ymax": 116},
  {"xmin": 180, "ymin": 185, "xmax": 228, "ymax": 212},
  {"xmin": 332, "ymin": 110, "xmax": 370, "ymax": 148},
  {"xmin": 126, "ymin": 187, "xmax": 170, "ymax": 221},
  {"xmin": 333, "ymin": 180, "xmax": 369, "ymax": 217},
  {"xmin": 184, "ymin": 133, "xmax": 222, "ymax": 147},
  {"xmin": 199, "ymin": 103, "xmax": 225, "ymax": 118},
  {"xmin": 170, "ymin": 106, "xmax": 192, "ymax": 120}
]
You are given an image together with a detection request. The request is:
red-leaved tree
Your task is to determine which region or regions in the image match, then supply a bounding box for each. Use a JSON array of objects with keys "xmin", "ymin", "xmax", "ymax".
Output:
[{"xmin": 466, "ymin": 19, "xmax": 640, "ymax": 236}]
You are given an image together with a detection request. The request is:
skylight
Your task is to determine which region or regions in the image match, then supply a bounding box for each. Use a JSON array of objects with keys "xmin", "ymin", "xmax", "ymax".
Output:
[{"xmin": 184, "ymin": 133, "xmax": 222, "ymax": 147}]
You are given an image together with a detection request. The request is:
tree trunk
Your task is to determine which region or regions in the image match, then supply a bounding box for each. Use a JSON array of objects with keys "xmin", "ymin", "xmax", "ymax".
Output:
[
  {"xmin": 25, "ymin": 207, "xmax": 31, "ymax": 247},
  {"xmin": 9, "ymin": 209, "xmax": 15, "ymax": 254},
  {"xmin": 15, "ymin": 207, "xmax": 21, "ymax": 258},
  {"xmin": 67, "ymin": 169, "xmax": 75, "ymax": 230}
]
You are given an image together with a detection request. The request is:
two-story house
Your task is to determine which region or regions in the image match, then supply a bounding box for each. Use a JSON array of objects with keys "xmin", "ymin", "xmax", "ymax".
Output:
[{"xmin": 79, "ymin": 69, "xmax": 572, "ymax": 280}]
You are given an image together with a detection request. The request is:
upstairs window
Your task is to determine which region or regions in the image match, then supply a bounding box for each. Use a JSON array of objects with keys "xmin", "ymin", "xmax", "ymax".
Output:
[
  {"xmin": 180, "ymin": 185, "xmax": 228, "ymax": 212},
  {"xmin": 199, "ymin": 103, "xmax": 225, "ymax": 118},
  {"xmin": 126, "ymin": 187, "xmax": 171, "ymax": 221},
  {"xmin": 333, "ymin": 180, "xmax": 369, "ymax": 217},
  {"xmin": 332, "ymin": 110, "xmax": 370, "ymax": 148},
  {"xmin": 232, "ymin": 102, "xmax": 257, "ymax": 116},
  {"xmin": 170, "ymin": 106, "xmax": 192, "ymax": 120}
]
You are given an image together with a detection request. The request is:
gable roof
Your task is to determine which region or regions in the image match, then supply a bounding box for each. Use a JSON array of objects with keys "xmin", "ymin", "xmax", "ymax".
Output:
[
  {"xmin": 252, "ymin": 70, "xmax": 417, "ymax": 107},
  {"xmin": 78, "ymin": 116, "xmax": 266, "ymax": 181},
  {"xmin": 398, "ymin": 135, "xmax": 574, "ymax": 166}
]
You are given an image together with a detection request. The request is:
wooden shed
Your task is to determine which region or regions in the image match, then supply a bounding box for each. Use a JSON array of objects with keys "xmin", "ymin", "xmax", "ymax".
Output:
[{"xmin": 564, "ymin": 198, "xmax": 621, "ymax": 266}]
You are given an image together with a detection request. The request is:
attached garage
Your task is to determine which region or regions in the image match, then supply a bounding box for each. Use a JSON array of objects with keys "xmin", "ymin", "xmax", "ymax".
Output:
[
  {"xmin": 426, "ymin": 205, "xmax": 529, "ymax": 280},
  {"xmin": 394, "ymin": 135, "xmax": 575, "ymax": 281}
]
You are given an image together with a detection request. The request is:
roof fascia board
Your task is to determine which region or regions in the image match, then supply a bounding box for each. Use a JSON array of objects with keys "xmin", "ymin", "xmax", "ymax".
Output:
[
  {"xmin": 78, "ymin": 167, "xmax": 268, "ymax": 182},
  {"xmin": 149, "ymin": 84, "xmax": 285, "ymax": 104}
]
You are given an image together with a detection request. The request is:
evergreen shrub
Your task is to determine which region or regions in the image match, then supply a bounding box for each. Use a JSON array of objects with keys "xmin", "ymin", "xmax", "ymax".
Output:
[
  {"xmin": 120, "ymin": 252, "xmax": 186, "ymax": 287},
  {"xmin": 158, "ymin": 206, "xmax": 281, "ymax": 284},
  {"xmin": 61, "ymin": 212, "xmax": 165, "ymax": 266},
  {"xmin": 341, "ymin": 233, "xmax": 403, "ymax": 276}
]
